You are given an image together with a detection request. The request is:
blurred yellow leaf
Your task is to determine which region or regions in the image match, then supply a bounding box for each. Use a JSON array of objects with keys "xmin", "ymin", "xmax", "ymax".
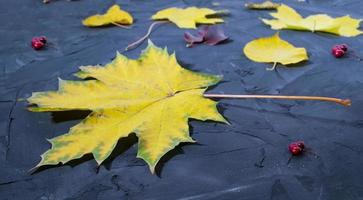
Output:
[
  {"xmin": 245, "ymin": 1, "xmax": 280, "ymax": 10},
  {"xmin": 262, "ymin": 4, "xmax": 362, "ymax": 37},
  {"xmin": 243, "ymin": 32, "xmax": 308, "ymax": 70},
  {"xmin": 28, "ymin": 41, "xmax": 226, "ymax": 173},
  {"xmin": 152, "ymin": 7, "xmax": 224, "ymax": 29},
  {"xmin": 82, "ymin": 4, "xmax": 133, "ymax": 27}
]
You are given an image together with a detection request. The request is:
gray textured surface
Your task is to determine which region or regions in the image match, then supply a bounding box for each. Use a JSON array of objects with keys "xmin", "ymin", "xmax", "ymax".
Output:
[{"xmin": 1, "ymin": 0, "xmax": 363, "ymax": 199}]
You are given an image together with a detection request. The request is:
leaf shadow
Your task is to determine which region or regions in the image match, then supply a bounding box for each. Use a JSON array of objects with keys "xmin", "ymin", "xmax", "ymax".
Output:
[
  {"xmin": 51, "ymin": 110, "xmax": 91, "ymax": 123},
  {"xmin": 30, "ymin": 154, "xmax": 95, "ymax": 175},
  {"xmin": 205, "ymin": 80, "xmax": 229, "ymax": 91},
  {"xmin": 154, "ymin": 142, "xmax": 206, "ymax": 177},
  {"xmin": 310, "ymin": 31, "xmax": 340, "ymax": 38},
  {"xmin": 177, "ymin": 60, "xmax": 195, "ymax": 70},
  {"xmin": 102, "ymin": 133, "xmax": 138, "ymax": 170},
  {"xmin": 214, "ymin": 38, "xmax": 233, "ymax": 46},
  {"xmin": 216, "ymin": 103, "xmax": 229, "ymax": 119},
  {"xmin": 278, "ymin": 60, "xmax": 311, "ymax": 70},
  {"xmin": 31, "ymin": 134, "xmax": 139, "ymax": 175},
  {"xmin": 154, "ymin": 117, "xmax": 227, "ymax": 177},
  {"xmin": 191, "ymin": 38, "xmax": 233, "ymax": 48}
]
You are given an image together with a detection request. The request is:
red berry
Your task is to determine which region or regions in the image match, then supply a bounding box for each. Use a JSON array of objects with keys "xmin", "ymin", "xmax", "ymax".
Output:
[
  {"xmin": 288, "ymin": 143, "xmax": 302, "ymax": 156},
  {"xmin": 331, "ymin": 47, "xmax": 336, "ymax": 54},
  {"xmin": 296, "ymin": 141, "xmax": 305, "ymax": 149},
  {"xmin": 288, "ymin": 143, "xmax": 296, "ymax": 151},
  {"xmin": 290, "ymin": 146, "xmax": 302, "ymax": 155},
  {"xmin": 333, "ymin": 48, "xmax": 345, "ymax": 58},
  {"xmin": 32, "ymin": 41, "xmax": 44, "ymax": 50},
  {"xmin": 31, "ymin": 36, "xmax": 47, "ymax": 50},
  {"xmin": 39, "ymin": 36, "xmax": 47, "ymax": 44},
  {"xmin": 288, "ymin": 143, "xmax": 303, "ymax": 156},
  {"xmin": 338, "ymin": 44, "xmax": 348, "ymax": 52},
  {"xmin": 31, "ymin": 37, "xmax": 40, "ymax": 45},
  {"xmin": 331, "ymin": 44, "xmax": 348, "ymax": 58}
]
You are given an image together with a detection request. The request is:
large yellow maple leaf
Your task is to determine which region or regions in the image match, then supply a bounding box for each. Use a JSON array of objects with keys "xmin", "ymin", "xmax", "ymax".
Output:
[
  {"xmin": 262, "ymin": 4, "xmax": 362, "ymax": 37},
  {"xmin": 151, "ymin": 7, "xmax": 224, "ymax": 29},
  {"xmin": 28, "ymin": 41, "xmax": 227, "ymax": 173}
]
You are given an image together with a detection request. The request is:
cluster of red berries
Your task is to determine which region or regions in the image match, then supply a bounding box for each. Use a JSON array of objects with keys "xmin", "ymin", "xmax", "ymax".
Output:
[
  {"xmin": 331, "ymin": 44, "xmax": 348, "ymax": 58},
  {"xmin": 288, "ymin": 141, "xmax": 305, "ymax": 156},
  {"xmin": 31, "ymin": 36, "xmax": 47, "ymax": 50}
]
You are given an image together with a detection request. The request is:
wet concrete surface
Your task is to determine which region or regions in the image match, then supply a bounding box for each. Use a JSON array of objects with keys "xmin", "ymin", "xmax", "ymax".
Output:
[{"xmin": 1, "ymin": 0, "xmax": 363, "ymax": 199}]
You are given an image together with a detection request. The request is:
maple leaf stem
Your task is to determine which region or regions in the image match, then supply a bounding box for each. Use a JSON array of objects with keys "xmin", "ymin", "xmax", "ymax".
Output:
[
  {"xmin": 203, "ymin": 94, "xmax": 351, "ymax": 106},
  {"xmin": 125, "ymin": 21, "xmax": 169, "ymax": 51},
  {"xmin": 111, "ymin": 22, "xmax": 131, "ymax": 29},
  {"xmin": 266, "ymin": 62, "xmax": 277, "ymax": 70}
]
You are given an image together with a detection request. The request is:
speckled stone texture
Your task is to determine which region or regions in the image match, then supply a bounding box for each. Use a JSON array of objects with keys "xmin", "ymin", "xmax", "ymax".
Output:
[{"xmin": 1, "ymin": 0, "xmax": 363, "ymax": 199}]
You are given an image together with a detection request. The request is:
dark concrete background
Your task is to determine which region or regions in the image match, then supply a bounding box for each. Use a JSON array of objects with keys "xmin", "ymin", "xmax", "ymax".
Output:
[{"xmin": 1, "ymin": 0, "xmax": 363, "ymax": 199}]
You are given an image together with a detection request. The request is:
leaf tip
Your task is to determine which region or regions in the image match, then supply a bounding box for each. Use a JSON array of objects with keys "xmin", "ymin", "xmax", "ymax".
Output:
[
  {"xmin": 216, "ymin": 74, "xmax": 224, "ymax": 82},
  {"xmin": 57, "ymin": 77, "xmax": 65, "ymax": 89},
  {"xmin": 149, "ymin": 165, "xmax": 156, "ymax": 174},
  {"xmin": 28, "ymin": 165, "xmax": 40, "ymax": 174},
  {"xmin": 95, "ymin": 159, "xmax": 104, "ymax": 166},
  {"xmin": 224, "ymin": 119, "xmax": 232, "ymax": 126},
  {"xmin": 147, "ymin": 39, "xmax": 155, "ymax": 47}
]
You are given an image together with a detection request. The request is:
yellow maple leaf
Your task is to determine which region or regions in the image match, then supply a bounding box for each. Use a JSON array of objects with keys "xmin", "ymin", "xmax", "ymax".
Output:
[
  {"xmin": 243, "ymin": 32, "xmax": 308, "ymax": 70},
  {"xmin": 262, "ymin": 4, "xmax": 362, "ymax": 37},
  {"xmin": 151, "ymin": 7, "xmax": 224, "ymax": 29},
  {"xmin": 82, "ymin": 4, "xmax": 133, "ymax": 27},
  {"xmin": 28, "ymin": 41, "xmax": 227, "ymax": 173},
  {"xmin": 245, "ymin": 1, "xmax": 280, "ymax": 10}
]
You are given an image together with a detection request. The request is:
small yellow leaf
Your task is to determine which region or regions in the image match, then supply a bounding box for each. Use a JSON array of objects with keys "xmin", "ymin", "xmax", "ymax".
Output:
[
  {"xmin": 28, "ymin": 41, "xmax": 227, "ymax": 173},
  {"xmin": 82, "ymin": 4, "xmax": 133, "ymax": 27},
  {"xmin": 245, "ymin": 1, "xmax": 280, "ymax": 10},
  {"xmin": 243, "ymin": 32, "xmax": 308, "ymax": 67},
  {"xmin": 262, "ymin": 4, "xmax": 362, "ymax": 37},
  {"xmin": 151, "ymin": 7, "xmax": 224, "ymax": 29}
]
